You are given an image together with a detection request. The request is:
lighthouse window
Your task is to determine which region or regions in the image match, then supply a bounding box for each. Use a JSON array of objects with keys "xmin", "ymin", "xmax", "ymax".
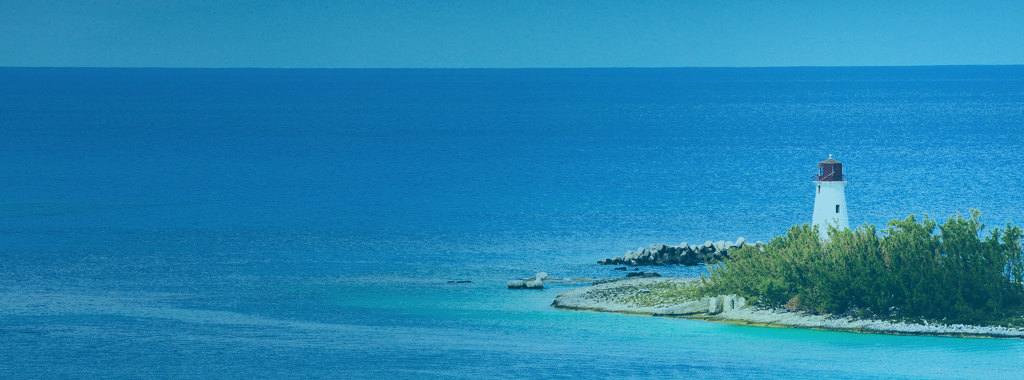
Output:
[{"xmin": 836, "ymin": 205, "xmax": 840, "ymax": 213}]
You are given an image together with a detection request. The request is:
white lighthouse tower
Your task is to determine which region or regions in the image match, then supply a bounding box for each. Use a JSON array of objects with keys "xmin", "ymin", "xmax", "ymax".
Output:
[{"xmin": 812, "ymin": 155, "xmax": 849, "ymax": 239}]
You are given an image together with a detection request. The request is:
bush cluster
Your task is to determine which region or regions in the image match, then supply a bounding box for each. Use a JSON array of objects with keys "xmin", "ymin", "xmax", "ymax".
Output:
[{"xmin": 699, "ymin": 211, "xmax": 1024, "ymax": 323}]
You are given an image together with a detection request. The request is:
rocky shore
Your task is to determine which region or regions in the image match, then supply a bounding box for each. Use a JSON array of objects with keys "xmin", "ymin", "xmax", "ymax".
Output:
[
  {"xmin": 598, "ymin": 238, "xmax": 763, "ymax": 266},
  {"xmin": 552, "ymin": 277, "xmax": 1024, "ymax": 339}
]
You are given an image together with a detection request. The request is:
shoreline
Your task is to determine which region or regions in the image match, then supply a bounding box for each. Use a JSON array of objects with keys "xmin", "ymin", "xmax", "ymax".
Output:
[{"xmin": 551, "ymin": 277, "xmax": 1024, "ymax": 339}]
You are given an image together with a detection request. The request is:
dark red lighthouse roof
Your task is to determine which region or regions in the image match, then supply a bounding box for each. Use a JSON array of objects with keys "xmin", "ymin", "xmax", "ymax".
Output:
[{"xmin": 816, "ymin": 156, "xmax": 844, "ymax": 181}]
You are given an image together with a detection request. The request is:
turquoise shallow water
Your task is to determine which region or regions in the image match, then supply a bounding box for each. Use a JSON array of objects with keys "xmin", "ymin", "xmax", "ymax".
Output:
[{"xmin": 2, "ymin": 67, "xmax": 1024, "ymax": 378}]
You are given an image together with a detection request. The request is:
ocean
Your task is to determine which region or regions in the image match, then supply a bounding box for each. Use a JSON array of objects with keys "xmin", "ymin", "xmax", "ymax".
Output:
[{"xmin": 2, "ymin": 66, "xmax": 1023, "ymax": 378}]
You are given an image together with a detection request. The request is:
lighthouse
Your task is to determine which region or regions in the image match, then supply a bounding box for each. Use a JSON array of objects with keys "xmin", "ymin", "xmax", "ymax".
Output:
[{"xmin": 812, "ymin": 155, "xmax": 849, "ymax": 239}]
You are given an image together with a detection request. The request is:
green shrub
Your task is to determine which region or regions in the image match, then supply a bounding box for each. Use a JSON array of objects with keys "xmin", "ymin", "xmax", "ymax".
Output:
[{"xmin": 699, "ymin": 211, "xmax": 1024, "ymax": 323}]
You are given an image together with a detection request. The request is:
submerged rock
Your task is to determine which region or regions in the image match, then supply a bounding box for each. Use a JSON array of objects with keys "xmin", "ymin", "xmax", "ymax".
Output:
[
  {"xmin": 626, "ymin": 271, "xmax": 661, "ymax": 278},
  {"xmin": 525, "ymin": 279, "xmax": 544, "ymax": 289}
]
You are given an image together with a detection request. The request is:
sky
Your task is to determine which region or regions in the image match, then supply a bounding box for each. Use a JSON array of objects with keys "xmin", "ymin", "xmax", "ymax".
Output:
[{"xmin": 1, "ymin": 0, "xmax": 1023, "ymax": 68}]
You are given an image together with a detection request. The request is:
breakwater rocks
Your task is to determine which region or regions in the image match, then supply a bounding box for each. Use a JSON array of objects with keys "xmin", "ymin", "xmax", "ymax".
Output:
[{"xmin": 598, "ymin": 238, "xmax": 764, "ymax": 266}]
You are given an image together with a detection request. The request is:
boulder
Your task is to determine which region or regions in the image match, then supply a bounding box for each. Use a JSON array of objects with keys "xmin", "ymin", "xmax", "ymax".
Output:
[
  {"xmin": 714, "ymin": 240, "xmax": 726, "ymax": 252},
  {"xmin": 613, "ymin": 266, "xmax": 627, "ymax": 271},
  {"xmin": 735, "ymin": 237, "xmax": 746, "ymax": 248},
  {"xmin": 535, "ymin": 272, "xmax": 548, "ymax": 281},
  {"xmin": 734, "ymin": 296, "xmax": 746, "ymax": 309},
  {"xmin": 525, "ymin": 279, "xmax": 544, "ymax": 289},
  {"xmin": 507, "ymin": 280, "xmax": 525, "ymax": 289},
  {"xmin": 721, "ymin": 295, "xmax": 735, "ymax": 312},
  {"xmin": 708, "ymin": 296, "xmax": 721, "ymax": 313}
]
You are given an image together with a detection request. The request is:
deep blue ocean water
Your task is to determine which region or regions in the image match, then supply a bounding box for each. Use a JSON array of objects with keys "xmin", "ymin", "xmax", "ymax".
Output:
[{"xmin": 2, "ymin": 66, "xmax": 1024, "ymax": 378}]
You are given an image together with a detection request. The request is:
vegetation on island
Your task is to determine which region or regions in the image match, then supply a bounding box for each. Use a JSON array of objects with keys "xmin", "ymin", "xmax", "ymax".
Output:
[{"xmin": 698, "ymin": 211, "xmax": 1024, "ymax": 324}]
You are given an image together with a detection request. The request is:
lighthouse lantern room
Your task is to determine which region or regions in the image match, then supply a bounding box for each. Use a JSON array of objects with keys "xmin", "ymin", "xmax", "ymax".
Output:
[{"xmin": 812, "ymin": 155, "xmax": 849, "ymax": 239}]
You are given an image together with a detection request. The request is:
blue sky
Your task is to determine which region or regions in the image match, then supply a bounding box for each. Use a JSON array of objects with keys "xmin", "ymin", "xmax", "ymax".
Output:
[{"xmin": 2, "ymin": 0, "xmax": 1023, "ymax": 68}]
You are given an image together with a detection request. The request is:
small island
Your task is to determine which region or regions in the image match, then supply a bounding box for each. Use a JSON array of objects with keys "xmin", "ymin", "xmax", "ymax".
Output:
[{"xmin": 555, "ymin": 211, "xmax": 1024, "ymax": 338}]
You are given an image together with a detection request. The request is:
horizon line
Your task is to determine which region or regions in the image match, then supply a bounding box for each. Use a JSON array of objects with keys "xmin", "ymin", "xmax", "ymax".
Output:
[{"xmin": 3, "ymin": 63, "xmax": 1024, "ymax": 70}]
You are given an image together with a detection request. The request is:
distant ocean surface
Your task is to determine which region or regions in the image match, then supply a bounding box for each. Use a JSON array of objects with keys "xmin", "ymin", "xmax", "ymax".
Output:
[{"xmin": 2, "ymin": 67, "xmax": 1024, "ymax": 378}]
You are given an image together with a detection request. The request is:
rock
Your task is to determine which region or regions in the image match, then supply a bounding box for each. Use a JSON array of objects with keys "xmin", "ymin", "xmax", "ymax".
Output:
[
  {"xmin": 659, "ymin": 299, "xmax": 709, "ymax": 315},
  {"xmin": 507, "ymin": 280, "xmax": 525, "ymax": 289},
  {"xmin": 708, "ymin": 296, "xmax": 721, "ymax": 313},
  {"xmin": 447, "ymin": 280, "xmax": 472, "ymax": 284},
  {"xmin": 637, "ymin": 288, "xmax": 651, "ymax": 294},
  {"xmin": 535, "ymin": 272, "xmax": 548, "ymax": 281},
  {"xmin": 722, "ymin": 295, "xmax": 734, "ymax": 312},
  {"xmin": 735, "ymin": 237, "xmax": 746, "ymax": 247},
  {"xmin": 714, "ymin": 240, "xmax": 726, "ymax": 251},
  {"xmin": 734, "ymin": 296, "xmax": 746, "ymax": 309},
  {"xmin": 597, "ymin": 259, "xmax": 607, "ymax": 264},
  {"xmin": 613, "ymin": 266, "xmax": 627, "ymax": 271},
  {"xmin": 680, "ymin": 242, "xmax": 689, "ymax": 250},
  {"xmin": 592, "ymin": 277, "xmax": 626, "ymax": 285},
  {"xmin": 525, "ymin": 279, "xmax": 544, "ymax": 289}
]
